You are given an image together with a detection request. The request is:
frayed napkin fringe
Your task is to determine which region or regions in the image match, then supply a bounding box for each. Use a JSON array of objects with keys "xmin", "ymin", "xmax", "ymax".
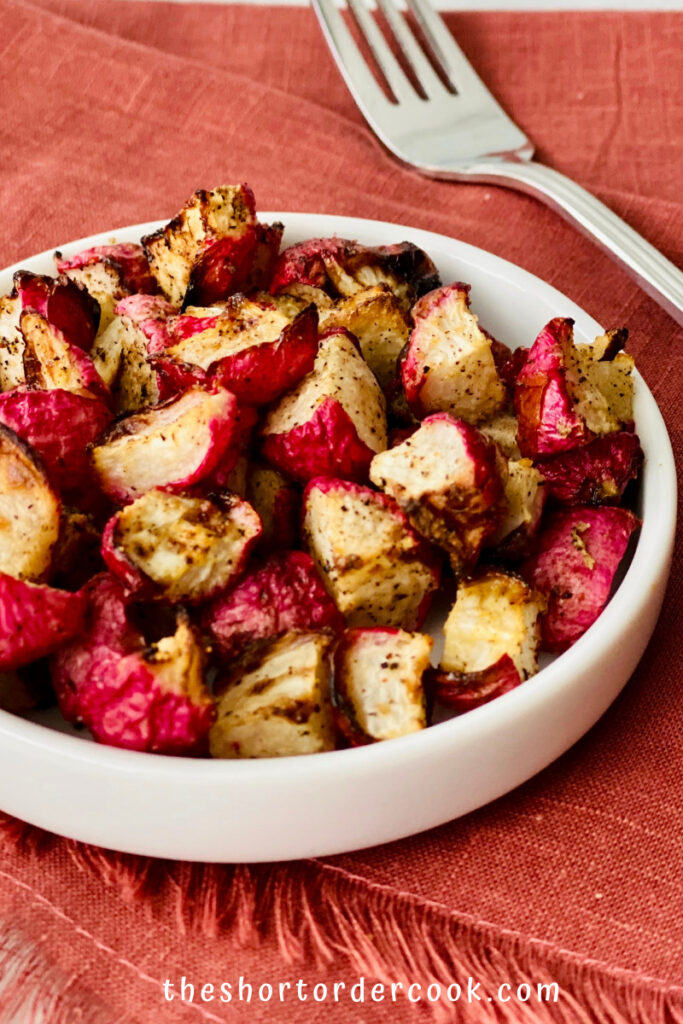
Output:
[{"xmin": 2, "ymin": 815, "xmax": 682, "ymax": 1023}]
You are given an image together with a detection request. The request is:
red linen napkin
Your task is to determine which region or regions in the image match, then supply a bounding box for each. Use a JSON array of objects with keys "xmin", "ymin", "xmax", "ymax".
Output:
[{"xmin": 0, "ymin": 3, "xmax": 682, "ymax": 1022}]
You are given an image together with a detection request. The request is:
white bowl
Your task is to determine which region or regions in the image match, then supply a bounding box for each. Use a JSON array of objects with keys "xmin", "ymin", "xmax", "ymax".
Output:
[{"xmin": 0, "ymin": 214, "xmax": 675, "ymax": 862}]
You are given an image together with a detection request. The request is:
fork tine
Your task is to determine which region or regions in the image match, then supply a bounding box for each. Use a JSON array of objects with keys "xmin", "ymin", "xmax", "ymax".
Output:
[
  {"xmin": 313, "ymin": 0, "xmax": 532, "ymax": 168},
  {"xmin": 375, "ymin": 0, "xmax": 447, "ymax": 99},
  {"xmin": 405, "ymin": 0, "xmax": 496, "ymax": 98},
  {"xmin": 346, "ymin": 0, "xmax": 418, "ymax": 104},
  {"xmin": 312, "ymin": 0, "xmax": 395, "ymax": 122}
]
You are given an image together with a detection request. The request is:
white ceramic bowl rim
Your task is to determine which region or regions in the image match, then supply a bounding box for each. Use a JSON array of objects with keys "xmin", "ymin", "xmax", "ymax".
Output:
[{"xmin": 0, "ymin": 214, "xmax": 676, "ymax": 787}]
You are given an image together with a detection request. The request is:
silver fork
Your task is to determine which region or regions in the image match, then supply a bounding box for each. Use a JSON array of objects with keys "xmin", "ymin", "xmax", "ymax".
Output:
[{"xmin": 311, "ymin": 0, "xmax": 683, "ymax": 327}]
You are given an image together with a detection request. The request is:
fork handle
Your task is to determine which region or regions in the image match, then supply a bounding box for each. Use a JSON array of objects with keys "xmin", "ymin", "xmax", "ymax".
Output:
[{"xmin": 450, "ymin": 160, "xmax": 683, "ymax": 328}]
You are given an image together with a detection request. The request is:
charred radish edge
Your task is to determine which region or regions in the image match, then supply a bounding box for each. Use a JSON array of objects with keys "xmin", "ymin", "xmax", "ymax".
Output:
[
  {"xmin": 427, "ymin": 654, "xmax": 522, "ymax": 712},
  {"xmin": 271, "ymin": 237, "xmax": 440, "ymax": 311},
  {"xmin": 183, "ymin": 216, "xmax": 286, "ymax": 309},
  {"xmin": 20, "ymin": 310, "xmax": 111, "ymax": 404},
  {"xmin": 141, "ymin": 185, "xmax": 258, "ymax": 307},
  {"xmin": 184, "ymin": 231, "xmax": 259, "ymax": 308}
]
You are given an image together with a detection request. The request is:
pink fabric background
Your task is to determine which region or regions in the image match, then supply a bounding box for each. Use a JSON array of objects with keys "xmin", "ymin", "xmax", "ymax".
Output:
[{"xmin": 0, "ymin": 3, "xmax": 681, "ymax": 1020}]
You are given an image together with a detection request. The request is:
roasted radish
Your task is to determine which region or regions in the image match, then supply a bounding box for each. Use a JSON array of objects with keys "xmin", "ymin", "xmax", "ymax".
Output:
[
  {"xmin": 431, "ymin": 655, "xmax": 522, "ymax": 713},
  {"xmin": 333, "ymin": 627, "xmax": 431, "ymax": 744},
  {"xmin": 14, "ymin": 271, "xmax": 100, "ymax": 351},
  {"xmin": 538, "ymin": 431, "xmax": 643, "ymax": 505},
  {"xmin": 370, "ymin": 413, "xmax": 503, "ymax": 574},
  {"xmin": 515, "ymin": 319, "xmax": 635, "ymax": 459},
  {"xmin": 91, "ymin": 294, "xmax": 177, "ymax": 409},
  {"xmin": 440, "ymin": 570, "xmax": 543, "ymax": 683},
  {"xmin": 142, "ymin": 185, "xmax": 276, "ymax": 307},
  {"xmin": 0, "ymin": 387, "xmax": 111, "ymax": 500},
  {"xmin": 0, "ymin": 574, "xmax": 87, "ymax": 670},
  {"xmin": 0, "ymin": 294, "xmax": 25, "ymax": 391},
  {"xmin": 401, "ymin": 283, "xmax": 506, "ymax": 422},
  {"xmin": 302, "ymin": 477, "xmax": 440, "ymax": 629},
  {"xmin": 487, "ymin": 457, "xmax": 546, "ymax": 559},
  {"xmin": 102, "ymin": 489, "xmax": 261, "ymax": 603},
  {"xmin": 432, "ymin": 569, "xmax": 544, "ymax": 712},
  {"xmin": 0, "ymin": 424, "xmax": 60, "ymax": 581},
  {"xmin": 522, "ymin": 506, "xmax": 640, "ymax": 651},
  {"xmin": 90, "ymin": 385, "xmax": 243, "ymax": 502},
  {"xmin": 166, "ymin": 299, "xmax": 319, "ymax": 406},
  {"xmin": 21, "ymin": 310, "xmax": 109, "ymax": 402},
  {"xmin": 271, "ymin": 237, "xmax": 439, "ymax": 313},
  {"xmin": 210, "ymin": 631, "xmax": 335, "ymax": 758},
  {"xmin": 52, "ymin": 574, "xmax": 214, "ymax": 754},
  {"xmin": 261, "ymin": 328, "xmax": 387, "ymax": 483},
  {"xmin": 203, "ymin": 550, "xmax": 343, "ymax": 662},
  {"xmin": 55, "ymin": 243, "xmax": 157, "ymax": 331},
  {"xmin": 318, "ymin": 284, "xmax": 409, "ymax": 389}
]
